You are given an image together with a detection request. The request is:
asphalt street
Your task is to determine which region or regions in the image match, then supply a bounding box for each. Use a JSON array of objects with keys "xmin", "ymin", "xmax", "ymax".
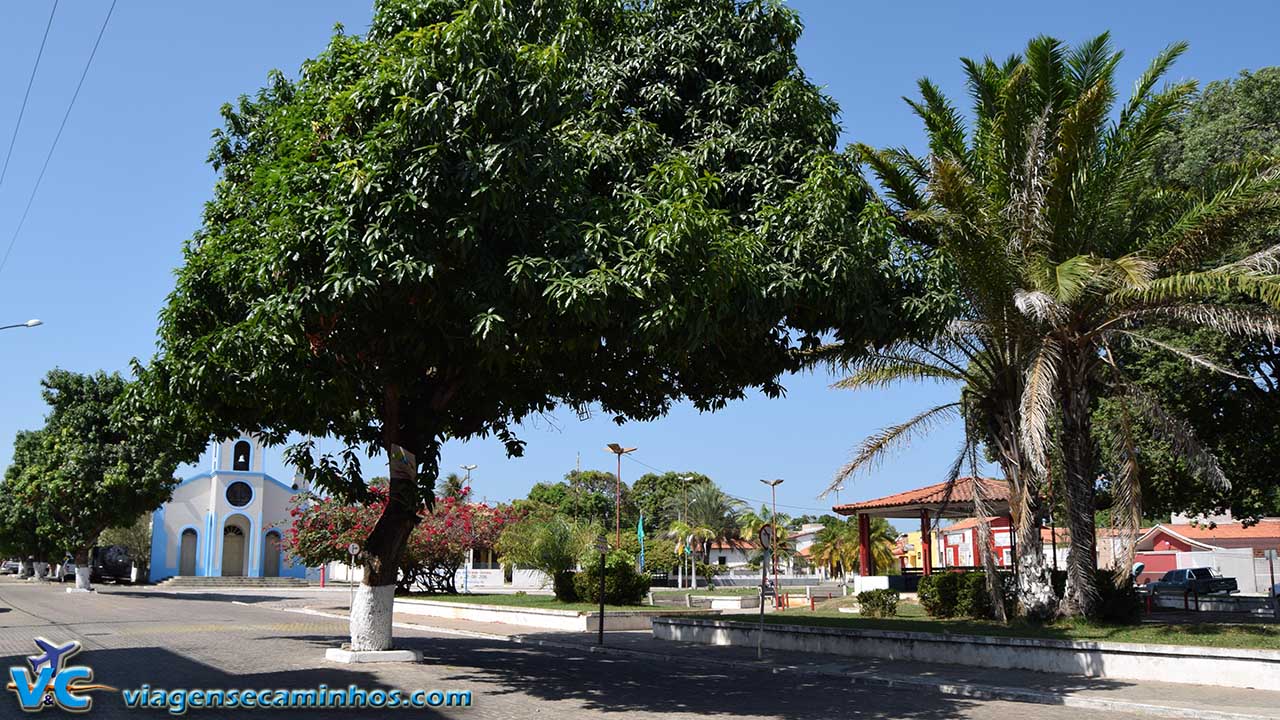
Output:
[{"xmin": 0, "ymin": 580, "xmax": 1146, "ymax": 719}]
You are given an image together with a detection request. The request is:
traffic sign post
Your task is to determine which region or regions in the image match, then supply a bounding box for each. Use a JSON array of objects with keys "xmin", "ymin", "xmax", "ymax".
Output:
[
  {"xmin": 348, "ymin": 544, "xmax": 360, "ymax": 610},
  {"xmin": 595, "ymin": 536, "xmax": 609, "ymax": 646}
]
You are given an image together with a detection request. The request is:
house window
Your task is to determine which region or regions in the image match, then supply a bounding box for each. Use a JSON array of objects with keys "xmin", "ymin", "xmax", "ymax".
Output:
[
  {"xmin": 226, "ymin": 481, "xmax": 253, "ymax": 507},
  {"xmin": 232, "ymin": 440, "xmax": 251, "ymax": 471},
  {"xmin": 717, "ymin": 556, "xmax": 727, "ymax": 566}
]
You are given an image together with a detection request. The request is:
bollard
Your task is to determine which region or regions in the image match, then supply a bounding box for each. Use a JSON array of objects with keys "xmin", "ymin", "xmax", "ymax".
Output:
[
  {"xmin": 648, "ymin": 591, "xmax": 654, "ymax": 606},
  {"xmin": 809, "ymin": 596, "xmax": 815, "ymax": 612},
  {"xmin": 842, "ymin": 585, "xmax": 849, "ymax": 597},
  {"xmin": 685, "ymin": 593, "xmax": 692, "ymax": 608}
]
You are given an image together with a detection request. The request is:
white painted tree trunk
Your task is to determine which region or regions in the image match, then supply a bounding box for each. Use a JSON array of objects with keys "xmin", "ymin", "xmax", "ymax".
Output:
[
  {"xmin": 33, "ymin": 562, "xmax": 49, "ymax": 581},
  {"xmin": 350, "ymin": 583, "xmax": 395, "ymax": 651},
  {"xmin": 18, "ymin": 560, "xmax": 29, "ymax": 577},
  {"xmin": 75, "ymin": 566, "xmax": 93, "ymax": 591}
]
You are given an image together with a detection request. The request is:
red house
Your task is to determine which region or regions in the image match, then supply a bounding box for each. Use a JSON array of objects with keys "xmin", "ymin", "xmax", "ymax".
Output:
[{"xmin": 939, "ymin": 517, "xmax": 1015, "ymax": 568}]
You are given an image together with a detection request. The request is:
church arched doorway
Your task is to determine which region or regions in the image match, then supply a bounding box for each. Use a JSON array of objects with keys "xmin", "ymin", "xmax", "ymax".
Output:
[
  {"xmin": 179, "ymin": 529, "xmax": 198, "ymax": 576},
  {"xmin": 221, "ymin": 517, "xmax": 249, "ymax": 576},
  {"xmin": 263, "ymin": 531, "xmax": 281, "ymax": 577}
]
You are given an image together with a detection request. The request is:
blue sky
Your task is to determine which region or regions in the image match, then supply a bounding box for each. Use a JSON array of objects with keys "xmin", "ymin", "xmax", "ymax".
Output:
[{"xmin": 1, "ymin": 1, "xmax": 1277, "ymax": 519}]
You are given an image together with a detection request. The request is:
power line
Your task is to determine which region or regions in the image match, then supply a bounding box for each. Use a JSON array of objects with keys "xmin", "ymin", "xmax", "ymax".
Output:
[
  {"xmin": 0, "ymin": 1, "xmax": 59, "ymax": 192},
  {"xmin": 621, "ymin": 453, "xmax": 836, "ymax": 514},
  {"xmin": 0, "ymin": 0, "xmax": 116, "ymax": 278}
]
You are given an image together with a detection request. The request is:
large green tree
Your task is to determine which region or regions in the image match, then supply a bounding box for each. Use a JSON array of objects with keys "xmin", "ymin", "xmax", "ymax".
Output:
[
  {"xmin": 630, "ymin": 471, "xmax": 711, "ymax": 529},
  {"xmin": 5, "ymin": 370, "xmax": 184, "ymax": 590},
  {"xmin": 0, "ymin": 431, "xmax": 61, "ymax": 577},
  {"xmin": 857, "ymin": 35, "xmax": 1280, "ymax": 617},
  {"xmin": 140, "ymin": 0, "xmax": 915, "ymax": 650},
  {"xmin": 1095, "ymin": 67, "xmax": 1280, "ymax": 523}
]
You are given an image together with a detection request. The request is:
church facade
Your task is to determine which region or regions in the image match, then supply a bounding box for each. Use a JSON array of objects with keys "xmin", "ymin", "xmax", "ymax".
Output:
[{"xmin": 149, "ymin": 435, "xmax": 308, "ymax": 582}]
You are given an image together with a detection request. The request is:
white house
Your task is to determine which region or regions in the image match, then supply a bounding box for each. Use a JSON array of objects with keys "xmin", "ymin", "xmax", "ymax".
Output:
[{"xmin": 148, "ymin": 435, "xmax": 307, "ymax": 582}]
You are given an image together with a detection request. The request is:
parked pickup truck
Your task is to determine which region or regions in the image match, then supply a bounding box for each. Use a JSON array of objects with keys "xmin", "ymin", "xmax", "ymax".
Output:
[{"xmin": 1146, "ymin": 567, "xmax": 1238, "ymax": 595}]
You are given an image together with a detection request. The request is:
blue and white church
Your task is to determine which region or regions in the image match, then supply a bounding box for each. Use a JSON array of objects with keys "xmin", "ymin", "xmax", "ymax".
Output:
[{"xmin": 149, "ymin": 435, "xmax": 309, "ymax": 582}]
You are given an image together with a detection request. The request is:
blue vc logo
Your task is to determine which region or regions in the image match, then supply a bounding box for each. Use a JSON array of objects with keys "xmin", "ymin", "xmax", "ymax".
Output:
[{"xmin": 6, "ymin": 638, "xmax": 115, "ymax": 713}]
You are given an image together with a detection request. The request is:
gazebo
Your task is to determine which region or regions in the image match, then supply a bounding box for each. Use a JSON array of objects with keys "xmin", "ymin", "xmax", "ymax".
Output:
[{"xmin": 833, "ymin": 477, "xmax": 1010, "ymax": 580}]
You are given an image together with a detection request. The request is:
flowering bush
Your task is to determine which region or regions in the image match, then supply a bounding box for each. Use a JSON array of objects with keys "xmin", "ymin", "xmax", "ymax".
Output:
[
  {"xmin": 281, "ymin": 485, "xmax": 519, "ymax": 593},
  {"xmin": 281, "ymin": 487, "xmax": 386, "ymax": 567}
]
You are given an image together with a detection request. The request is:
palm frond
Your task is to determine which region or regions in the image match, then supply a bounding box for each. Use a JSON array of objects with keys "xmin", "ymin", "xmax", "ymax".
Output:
[
  {"xmin": 1119, "ymin": 331, "xmax": 1250, "ymax": 380},
  {"xmin": 1120, "ymin": 381, "xmax": 1230, "ymax": 492},
  {"xmin": 832, "ymin": 361, "xmax": 965, "ymax": 391},
  {"xmin": 1020, "ymin": 339, "xmax": 1061, "ymax": 477},
  {"xmin": 825, "ymin": 402, "xmax": 963, "ymax": 497},
  {"xmin": 1014, "ymin": 288, "xmax": 1068, "ymax": 324}
]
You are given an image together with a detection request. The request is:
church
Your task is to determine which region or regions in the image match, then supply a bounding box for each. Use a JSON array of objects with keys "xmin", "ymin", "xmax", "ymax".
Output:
[{"xmin": 149, "ymin": 435, "xmax": 309, "ymax": 582}]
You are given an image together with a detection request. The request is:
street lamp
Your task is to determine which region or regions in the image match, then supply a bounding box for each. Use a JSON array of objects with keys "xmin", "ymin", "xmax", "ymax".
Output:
[
  {"xmin": 605, "ymin": 443, "xmax": 636, "ymax": 546},
  {"xmin": 460, "ymin": 464, "xmax": 477, "ymax": 488},
  {"xmin": 0, "ymin": 319, "xmax": 42, "ymax": 331},
  {"xmin": 760, "ymin": 478, "xmax": 784, "ymax": 600}
]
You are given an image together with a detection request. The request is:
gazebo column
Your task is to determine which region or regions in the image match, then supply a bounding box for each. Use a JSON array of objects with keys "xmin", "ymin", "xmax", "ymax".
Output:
[
  {"xmin": 858, "ymin": 513, "xmax": 872, "ymax": 576},
  {"xmin": 920, "ymin": 509, "xmax": 932, "ymax": 576}
]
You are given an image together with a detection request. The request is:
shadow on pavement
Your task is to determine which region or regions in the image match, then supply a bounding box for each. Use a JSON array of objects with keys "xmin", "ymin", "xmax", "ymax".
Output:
[{"xmin": 283, "ymin": 631, "xmax": 1059, "ymax": 719}]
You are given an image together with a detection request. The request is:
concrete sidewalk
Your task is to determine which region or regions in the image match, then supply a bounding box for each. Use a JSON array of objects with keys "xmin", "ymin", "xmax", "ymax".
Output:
[{"xmin": 285, "ymin": 602, "xmax": 1280, "ymax": 720}]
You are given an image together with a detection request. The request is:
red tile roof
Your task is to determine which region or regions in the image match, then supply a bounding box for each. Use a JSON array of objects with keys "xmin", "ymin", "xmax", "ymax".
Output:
[
  {"xmin": 834, "ymin": 477, "xmax": 1009, "ymax": 516},
  {"xmin": 1153, "ymin": 521, "xmax": 1280, "ymax": 542}
]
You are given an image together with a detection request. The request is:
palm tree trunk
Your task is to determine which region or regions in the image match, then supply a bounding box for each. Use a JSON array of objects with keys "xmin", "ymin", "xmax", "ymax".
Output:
[
  {"xmin": 1059, "ymin": 350, "xmax": 1100, "ymax": 618},
  {"xmin": 990, "ymin": 420, "xmax": 1057, "ymax": 620}
]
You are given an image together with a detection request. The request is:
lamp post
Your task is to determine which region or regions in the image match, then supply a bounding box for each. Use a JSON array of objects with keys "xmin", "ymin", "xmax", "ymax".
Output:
[
  {"xmin": 760, "ymin": 478, "xmax": 784, "ymax": 600},
  {"xmin": 605, "ymin": 443, "xmax": 636, "ymax": 546},
  {"xmin": 459, "ymin": 464, "xmax": 477, "ymax": 593},
  {"xmin": 679, "ymin": 475, "xmax": 693, "ymax": 589},
  {"xmin": 0, "ymin": 319, "xmax": 42, "ymax": 331}
]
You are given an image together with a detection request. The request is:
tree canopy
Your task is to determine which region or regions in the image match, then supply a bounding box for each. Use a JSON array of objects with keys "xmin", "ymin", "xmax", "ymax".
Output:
[
  {"xmin": 138, "ymin": 0, "xmax": 923, "ymax": 649},
  {"xmin": 1, "ymin": 370, "xmax": 184, "ymax": 570}
]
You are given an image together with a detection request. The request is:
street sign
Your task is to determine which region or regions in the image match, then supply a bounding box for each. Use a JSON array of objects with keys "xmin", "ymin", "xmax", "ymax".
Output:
[
  {"xmin": 347, "ymin": 543, "xmax": 360, "ymax": 557},
  {"xmin": 758, "ymin": 525, "xmax": 775, "ymax": 551},
  {"xmin": 595, "ymin": 536, "xmax": 609, "ymax": 553}
]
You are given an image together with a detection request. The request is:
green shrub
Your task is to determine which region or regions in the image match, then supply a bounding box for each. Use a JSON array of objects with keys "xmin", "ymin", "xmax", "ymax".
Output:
[
  {"xmin": 856, "ymin": 589, "xmax": 899, "ymax": 617},
  {"xmin": 955, "ymin": 572, "xmax": 992, "ymax": 619},
  {"xmin": 573, "ymin": 551, "xmax": 650, "ymax": 605},
  {"xmin": 552, "ymin": 570, "xmax": 578, "ymax": 602},
  {"xmin": 918, "ymin": 572, "xmax": 960, "ymax": 617},
  {"xmin": 1094, "ymin": 569, "xmax": 1140, "ymax": 625}
]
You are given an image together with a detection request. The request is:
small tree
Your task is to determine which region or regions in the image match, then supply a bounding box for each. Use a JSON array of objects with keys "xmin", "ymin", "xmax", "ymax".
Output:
[
  {"xmin": 496, "ymin": 514, "xmax": 596, "ymax": 601},
  {"xmin": 6, "ymin": 371, "xmax": 187, "ymax": 591},
  {"xmin": 400, "ymin": 495, "xmax": 518, "ymax": 594}
]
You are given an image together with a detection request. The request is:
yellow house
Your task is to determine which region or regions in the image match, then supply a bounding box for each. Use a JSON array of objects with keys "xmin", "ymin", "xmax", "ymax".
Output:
[{"xmin": 893, "ymin": 530, "xmax": 944, "ymax": 570}]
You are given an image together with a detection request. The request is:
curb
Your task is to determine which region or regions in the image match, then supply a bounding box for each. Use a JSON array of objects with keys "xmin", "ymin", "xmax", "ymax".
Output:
[{"xmin": 266, "ymin": 604, "xmax": 1276, "ymax": 720}]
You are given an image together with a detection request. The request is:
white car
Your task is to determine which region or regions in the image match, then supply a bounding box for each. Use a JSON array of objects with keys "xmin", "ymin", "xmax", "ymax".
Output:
[{"xmin": 0, "ymin": 560, "xmax": 19, "ymax": 575}]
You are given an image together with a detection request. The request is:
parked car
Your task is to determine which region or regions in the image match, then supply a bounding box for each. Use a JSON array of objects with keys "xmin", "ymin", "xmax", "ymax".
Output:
[
  {"xmin": 56, "ymin": 546, "xmax": 135, "ymax": 584},
  {"xmin": 1146, "ymin": 567, "xmax": 1238, "ymax": 595},
  {"xmin": 0, "ymin": 559, "xmax": 19, "ymax": 575}
]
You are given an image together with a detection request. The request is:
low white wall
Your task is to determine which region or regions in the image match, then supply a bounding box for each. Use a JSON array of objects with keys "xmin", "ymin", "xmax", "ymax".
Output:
[
  {"xmin": 394, "ymin": 598, "xmax": 706, "ymax": 632},
  {"xmin": 691, "ymin": 595, "xmax": 760, "ymax": 610},
  {"xmin": 653, "ymin": 618, "xmax": 1280, "ymax": 692}
]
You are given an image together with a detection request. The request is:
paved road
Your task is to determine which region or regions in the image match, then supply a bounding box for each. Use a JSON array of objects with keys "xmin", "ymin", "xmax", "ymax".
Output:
[{"xmin": 0, "ymin": 580, "xmax": 1143, "ymax": 719}]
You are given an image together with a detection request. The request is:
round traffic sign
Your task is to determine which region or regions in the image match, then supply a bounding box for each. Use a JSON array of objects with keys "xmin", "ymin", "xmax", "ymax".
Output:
[
  {"xmin": 758, "ymin": 525, "xmax": 775, "ymax": 551},
  {"xmin": 347, "ymin": 543, "xmax": 360, "ymax": 557}
]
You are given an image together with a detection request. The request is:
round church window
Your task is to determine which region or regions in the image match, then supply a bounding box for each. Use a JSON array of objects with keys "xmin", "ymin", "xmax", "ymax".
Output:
[{"xmin": 226, "ymin": 481, "xmax": 253, "ymax": 507}]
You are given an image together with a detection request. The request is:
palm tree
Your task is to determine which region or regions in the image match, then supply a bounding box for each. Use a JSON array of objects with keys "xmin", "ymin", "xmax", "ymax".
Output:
[
  {"xmin": 817, "ymin": 328, "xmax": 1055, "ymax": 618},
  {"xmin": 808, "ymin": 517, "xmax": 895, "ymax": 582},
  {"xmin": 663, "ymin": 484, "xmax": 744, "ymax": 587},
  {"xmin": 857, "ymin": 34, "xmax": 1280, "ymax": 616}
]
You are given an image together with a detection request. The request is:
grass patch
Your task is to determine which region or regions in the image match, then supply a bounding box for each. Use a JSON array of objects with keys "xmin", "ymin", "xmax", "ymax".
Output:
[
  {"xmin": 397, "ymin": 592, "xmax": 656, "ymax": 613},
  {"xmin": 748, "ymin": 603, "xmax": 1280, "ymax": 651}
]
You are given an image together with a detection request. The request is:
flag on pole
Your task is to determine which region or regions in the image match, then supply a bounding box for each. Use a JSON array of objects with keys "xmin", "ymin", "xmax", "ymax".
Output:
[{"xmin": 637, "ymin": 514, "xmax": 645, "ymax": 570}]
